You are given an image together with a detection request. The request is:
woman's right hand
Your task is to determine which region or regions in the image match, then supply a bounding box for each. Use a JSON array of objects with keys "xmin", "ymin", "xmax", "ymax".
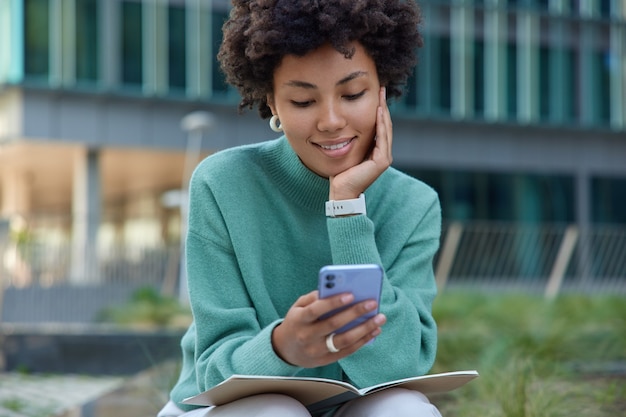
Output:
[
  {"xmin": 328, "ymin": 87, "xmax": 392, "ymax": 201},
  {"xmin": 271, "ymin": 290, "xmax": 386, "ymax": 368}
]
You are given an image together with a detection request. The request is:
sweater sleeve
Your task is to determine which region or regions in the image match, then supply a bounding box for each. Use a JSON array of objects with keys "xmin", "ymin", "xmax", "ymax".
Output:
[
  {"xmin": 175, "ymin": 175, "xmax": 302, "ymax": 403},
  {"xmin": 326, "ymin": 187, "xmax": 441, "ymax": 387}
]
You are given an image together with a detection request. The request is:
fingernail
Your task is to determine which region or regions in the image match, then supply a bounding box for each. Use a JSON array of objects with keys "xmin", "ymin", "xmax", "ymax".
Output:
[
  {"xmin": 374, "ymin": 314, "xmax": 386, "ymax": 325},
  {"xmin": 341, "ymin": 294, "xmax": 354, "ymax": 304},
  {"xmin": 365, "ymin": 300, "xmax": 377, "ymax": 310}
]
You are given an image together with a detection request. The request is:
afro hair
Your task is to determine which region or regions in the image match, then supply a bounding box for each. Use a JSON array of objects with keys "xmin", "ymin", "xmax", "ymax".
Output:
[{"xmin": 218, "ymin": 0, "xmax": 423, "ymax": 118}]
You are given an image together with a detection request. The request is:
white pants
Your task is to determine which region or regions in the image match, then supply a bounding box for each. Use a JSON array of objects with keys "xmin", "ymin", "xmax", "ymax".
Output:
[{"xmin": 157, "ymin": 388, "xmax": 442, "ymax": 417}]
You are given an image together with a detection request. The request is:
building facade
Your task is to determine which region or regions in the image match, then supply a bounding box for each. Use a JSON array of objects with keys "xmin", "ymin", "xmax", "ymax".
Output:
[{"xmin": 0, "ymin": 0, "xmax": 625, "ymax": 294}]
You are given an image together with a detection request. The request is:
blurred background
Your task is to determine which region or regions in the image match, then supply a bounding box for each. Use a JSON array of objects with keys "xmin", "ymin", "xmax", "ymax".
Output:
[{"xmin": 0, "ymin": 0, "xmax": 625, "ymax": 416}]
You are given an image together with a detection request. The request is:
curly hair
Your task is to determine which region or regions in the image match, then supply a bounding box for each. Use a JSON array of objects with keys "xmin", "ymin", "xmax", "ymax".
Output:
[{"xmin": 218, "ymin": 0, "xmax": 423, "ymax": 118}]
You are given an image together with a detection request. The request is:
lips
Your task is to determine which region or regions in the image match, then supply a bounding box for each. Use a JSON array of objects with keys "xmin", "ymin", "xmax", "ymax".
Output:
[{"xmin": 316, "ymin": 138, "xmax": 355, "ymax": 151}]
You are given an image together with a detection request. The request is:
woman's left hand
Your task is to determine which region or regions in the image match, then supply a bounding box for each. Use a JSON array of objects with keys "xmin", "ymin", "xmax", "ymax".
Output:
[{"xmin": 328, "ymin": 86, "xmax": 392, "ymax": 201}]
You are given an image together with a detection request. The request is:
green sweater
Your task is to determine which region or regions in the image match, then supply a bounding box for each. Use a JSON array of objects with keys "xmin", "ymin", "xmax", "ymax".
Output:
[{"xmin": 170, "ymin": 137, "xmax": 441, "ymax": 410}]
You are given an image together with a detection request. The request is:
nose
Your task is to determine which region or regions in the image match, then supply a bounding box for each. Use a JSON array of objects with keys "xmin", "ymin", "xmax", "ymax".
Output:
[{"xmin": 316, "ymin": 101, "xmax": 346, "ymax": 132}]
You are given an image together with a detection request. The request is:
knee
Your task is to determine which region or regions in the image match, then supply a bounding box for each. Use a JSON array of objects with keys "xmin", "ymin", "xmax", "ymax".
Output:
[
  {"xmin": 377, "ymin": 389, "xmax": 441, "ymax": 417},
  {"xmin": 337, "ymin": 388, "xmax": 441, "ymax": 417},
  {"xmin": 258, "ymin": 394, "xmax": 310, "ymax": 416},
  {"xmin": 231, "ymin": 394, "xmax": 310, "ymax": 417}
]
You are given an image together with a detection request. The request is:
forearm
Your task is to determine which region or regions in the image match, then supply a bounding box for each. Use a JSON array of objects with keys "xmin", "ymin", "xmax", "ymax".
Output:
[
  {"xmin": 328, "ymin": 196, "xmax": 441, "ymax": 386},
  {"xmin": 326, "ymin": 215, "xmax": 381, "ymax": 265},
  {"xmin": 186, "ymin": 232, "xmax": 300, "ymax": 391},
  {"xmin": 339, "ymin": 240, "xmax": 439, "ymax": 387}
]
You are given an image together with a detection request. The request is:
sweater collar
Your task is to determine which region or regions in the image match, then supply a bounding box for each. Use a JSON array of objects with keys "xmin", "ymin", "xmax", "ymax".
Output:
[{"xmin": 264, "ymin": 137, "xmax": 330, "ymax": 212}]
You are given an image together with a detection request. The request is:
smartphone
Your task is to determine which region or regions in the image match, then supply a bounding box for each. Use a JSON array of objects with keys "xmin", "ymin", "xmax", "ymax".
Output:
[{"xmin": 318, "ymin": 264, "xmax": 383, "ymax": 334}]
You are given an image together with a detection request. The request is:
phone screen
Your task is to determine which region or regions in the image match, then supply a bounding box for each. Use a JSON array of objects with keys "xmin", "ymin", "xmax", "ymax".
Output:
[{"xmin": 318, "ymin": 264, "xmax": 383, "ymax": 334}]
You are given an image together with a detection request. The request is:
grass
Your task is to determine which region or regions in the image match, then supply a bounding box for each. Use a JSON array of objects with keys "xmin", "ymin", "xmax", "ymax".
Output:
[
  {"xmin": 0, "ymin": 373, "xmax": 124, "ymax": 417},
  {"xmin": 1, "ymin": 397, "xmax": 27, "ymax": 412},
  {"xmin": 97, "ymin": 286, "xmax": 191, "ymax": 329},
  {"xmin": 430, "ymin": 292, "xmax": 626, "ymax": 416},
  {"xmin": 95, "ymin": 289, "xmax": 626, "ymax": 416}
]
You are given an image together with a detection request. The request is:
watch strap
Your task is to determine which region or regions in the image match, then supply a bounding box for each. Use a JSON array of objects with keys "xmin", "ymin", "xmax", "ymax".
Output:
[{"xmin": 325, "ymin": 193, "xmax": 366, "ymax": 217}]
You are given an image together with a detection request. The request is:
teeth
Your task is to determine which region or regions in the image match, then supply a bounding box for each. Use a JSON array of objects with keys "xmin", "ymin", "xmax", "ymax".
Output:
[{"xmin": 320, "ymin": 140, "xmax": 351, "ymax": 150}]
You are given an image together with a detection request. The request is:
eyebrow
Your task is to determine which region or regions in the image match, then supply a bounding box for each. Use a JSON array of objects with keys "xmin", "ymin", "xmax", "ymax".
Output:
[{"xmin": 284, "ymin": 71, "xmax": 368, "ymax": 89}]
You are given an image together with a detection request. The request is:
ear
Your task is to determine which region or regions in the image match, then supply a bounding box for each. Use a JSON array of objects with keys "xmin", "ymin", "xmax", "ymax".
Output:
[{"xmin": 266, "ymin": 94, "xmax": 277, "ymax": 115}]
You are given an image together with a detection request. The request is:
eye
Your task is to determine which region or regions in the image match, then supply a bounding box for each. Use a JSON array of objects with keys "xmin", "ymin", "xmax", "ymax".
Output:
[
  {"xmin": 344, "ymin": 90, "xmax": 366, "ymax": 101},
  {"xmin": 290, "ymin": 100, "xmax": 313, "ymax": 108}
]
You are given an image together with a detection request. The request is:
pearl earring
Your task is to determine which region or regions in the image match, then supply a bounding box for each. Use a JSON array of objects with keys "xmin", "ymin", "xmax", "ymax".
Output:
[{"xmin": 269, "ymin": 115, "xmax": 283, "ymax": 132}]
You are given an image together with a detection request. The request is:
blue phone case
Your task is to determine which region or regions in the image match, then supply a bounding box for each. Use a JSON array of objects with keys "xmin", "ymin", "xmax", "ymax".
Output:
[{"xmin": 318, "ymin": 264, "xmax": 383, "ymax": 334}]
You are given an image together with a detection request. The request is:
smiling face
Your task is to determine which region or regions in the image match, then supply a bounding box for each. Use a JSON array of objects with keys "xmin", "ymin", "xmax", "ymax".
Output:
[{"xmin": 268, "ymin": 42, "xmax": 381, "ymax": 178}]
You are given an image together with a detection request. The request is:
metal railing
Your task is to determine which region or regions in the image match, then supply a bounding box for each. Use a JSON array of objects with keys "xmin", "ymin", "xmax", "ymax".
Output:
[
  {"xmin": 1, "ymin": 222, "xmax": 625, "ymax": 325},
  {"xmin": 0, "ymin": 240, "xmax": 181, "ymax": 324},
  {"xmin": 436, "ymin": 222, "xmax": 626, "ymax": 296}
]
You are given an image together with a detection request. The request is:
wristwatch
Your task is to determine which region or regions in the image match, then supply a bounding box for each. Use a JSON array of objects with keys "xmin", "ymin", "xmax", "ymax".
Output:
[{"xmin": 325, "ymin": 193, "xmax": 367, "ymax": 217}]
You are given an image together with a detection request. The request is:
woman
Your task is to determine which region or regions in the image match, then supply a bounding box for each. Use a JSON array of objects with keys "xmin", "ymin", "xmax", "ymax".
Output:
[{"xmin": 158, "ymin": 1, "xmax": 442, "ymax": 416}]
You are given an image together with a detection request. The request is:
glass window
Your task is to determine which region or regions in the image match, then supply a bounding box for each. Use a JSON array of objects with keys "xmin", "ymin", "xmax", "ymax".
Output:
[
  {"xmin": 121, "ymin": 0, "xmax": 143, "ymax": 86},
  {"xmin": 474, "ymin": 39, "xmax": 485, "ymax": 117},
  {"xmin": 488, "ymin": 174, "xmax": 516, "ymax": 221},
  {"xmin": 211, "ymin": 10, "xmax": 229, "ymax": 94},
  {"xmin": 592, "ymin": 177, "xmax": 626, "ymax": 224},
  {"xmin": 168, "ymin": 4, "xmax": 186, "ymax": 91},
  {"xmin": 438, "ymin": 36, "xmax": 452, "ymax": 113},
  {"xmin": 24, "ymin": 0, "xmax": 49, "ymax": 78},
  {"xmin": 76, "ymin": 0, "xmax": 98, "ymax": 83},
  {"xmin": 598, "ymin": 0, "xmax": 611, "ymax": 17},
  {"xmin": 595, "ymin": 50, "xmax": 611, "ymax": 124},
  {"xmin": 563, "ymin": 47, "xmax": 576, "ymax": 123},
  {"xmin": 566, "ymin": 0, "xmax": 579, "ymax": 15},
  {"xmin": 506, "ymin": 42, "xmax": 518, "ymax": 119},
  {"xmin": 0, "ymin": 1, "xmax": 12, "ymax": 83},
  {"xmin": 538, "ymin": 46, "xmax": 550, "ymax": 121},
  {"xmin": 514, "ymin": 174, "xmax": 575, "ymax": 223},
  {"xmin": 535, "ymin": 0, "xmax": 550, "ymax": 11},
  {"xmin": 400, "ymin": 169, "xmax": 575, "ymax": 224}
]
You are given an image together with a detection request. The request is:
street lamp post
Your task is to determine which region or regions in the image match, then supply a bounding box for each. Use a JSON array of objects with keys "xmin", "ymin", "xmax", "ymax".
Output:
[{"xmin": 179, "ymin": 111, "xmax": 215, "ymax": 303}]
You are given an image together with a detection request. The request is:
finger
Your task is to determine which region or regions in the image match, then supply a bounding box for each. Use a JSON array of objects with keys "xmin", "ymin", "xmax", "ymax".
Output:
[
  {"xmin": 374, "ymin": 104, "xmax": 389, "ymax": 160},
  {"xmin": 344, "ymin": 313, "xmax": 386, "ymax": 344},
  {"xmin": 378, "ymin": 87, "xmax": 393, "ymax": 161},
  {"xmin": 286, "ymin": 291, "xmax": 322, "ymax": 327},
  {"xmin": 304, "ymin": 292, "xmax": 355, "ymax": 323},
  {"xmin": 293, "ymin": 290, "xmax": 319, "ymax": 307},
  {"xmin": 372, "ymin": 108, "xmax": 390, "ymax": 167},
  {"xmin": 319, "ymin": 299, "xmax": 378, "ymax": 334},
  {"xmin": 323, "ymin": 313, "xmax": 386, "ymax": 357}
]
